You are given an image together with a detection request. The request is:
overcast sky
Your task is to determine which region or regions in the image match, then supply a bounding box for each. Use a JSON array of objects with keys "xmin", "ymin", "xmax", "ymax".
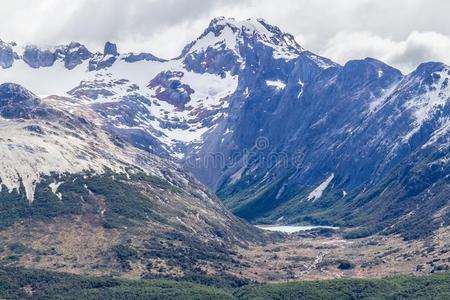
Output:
[{"xmin": 1, "ymin": 0, "xmax": 449, "ymax": 73}]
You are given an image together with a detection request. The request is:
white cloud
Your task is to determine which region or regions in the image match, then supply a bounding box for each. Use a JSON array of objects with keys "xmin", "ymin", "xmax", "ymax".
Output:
[
  {"xmin": 390, "ymin": 31, "xmax": 450, "ymax": 72},
  {"xmin": 0, "ymin": 0, "xmax": 449, "ymax": 72},
  {"xmin": 322, "ymin": 31, "xmax": 450, "ymax": 73}
]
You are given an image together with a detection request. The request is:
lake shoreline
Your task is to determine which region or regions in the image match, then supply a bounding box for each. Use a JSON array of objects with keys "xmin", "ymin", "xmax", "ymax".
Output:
[{"xmin": 255, "ymin": 225, "xmax": 339, "ymax": 233}]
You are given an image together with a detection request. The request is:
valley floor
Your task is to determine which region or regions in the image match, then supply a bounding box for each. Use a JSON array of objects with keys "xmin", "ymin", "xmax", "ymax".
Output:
[
  {"xmin": 230, "ymin": 227, "xmax": 450, "ymax": 282},
  {"xmin": 1, "ymin": 220, "xmax": 449, "ymax": 284},
  {"xmin": 1, "ymin": 222, "xmax": 450, "ymax": 299}
]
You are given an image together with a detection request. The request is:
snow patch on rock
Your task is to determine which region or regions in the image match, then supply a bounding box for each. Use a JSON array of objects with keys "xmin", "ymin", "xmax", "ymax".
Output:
[
  {"xmin": 266, "ymin": 79, "xmax": 286, "ymax": 90},
  {"xmin": 307, "ymin": 173, "xmax": 334, "ymax": 201}
]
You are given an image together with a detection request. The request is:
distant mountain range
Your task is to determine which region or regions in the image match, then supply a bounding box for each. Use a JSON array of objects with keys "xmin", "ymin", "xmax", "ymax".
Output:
[{"xmin": 0, "ymin": 17, "xmax": 449, "ymax": 240}]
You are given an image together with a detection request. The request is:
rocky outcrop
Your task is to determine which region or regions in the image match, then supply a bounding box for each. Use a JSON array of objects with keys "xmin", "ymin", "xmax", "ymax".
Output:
[
  {"xmin": 23, "ymin": 45, "xmax": 57, "ymax": 68},
  {"xmin": 148, "ymin": 71, "xmax": 194, "ymax": 109},
  {"xmin": 123, "ymin": 52, "xmax": 166, "ymax": 63},
  {"xmin": 0, "ymin": 40, "xmax": 16, "ymax": 69},
  {"xmin": 58, "ymin": 42, "xmax": 92, "ymax": 70},
  {"xmin": 89, "ymin": 41, "xmax": 119, "ymax": 71},
  {"xmin": 0, "ymin": 82, "xmax": 53, "ymax": 119}
]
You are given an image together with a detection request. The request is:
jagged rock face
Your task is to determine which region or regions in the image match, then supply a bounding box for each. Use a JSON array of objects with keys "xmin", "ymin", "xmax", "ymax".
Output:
[
  {"xmin": 59, "ymin": 42, "xmax": 93, "ymax": 70},
  {"xmin": 0, "ymin": 40, "xmax": 16, "ymax": 69},
  {"xmin": 89, "ymin": 42, "xmax": 119, "ymax": 71},
  {"xmin": 0, "ymin": 41, "xmax": 92, "ymax": 70},
  {"xmin": 23, "ymin": 45, "xmax": 57, "ymax": 68},
  {"xmin": 104, "ymin": 41, "xmax": 118, "ymax": 56}
]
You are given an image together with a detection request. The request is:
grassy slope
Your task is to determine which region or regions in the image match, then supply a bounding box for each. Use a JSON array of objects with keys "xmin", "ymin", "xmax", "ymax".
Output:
[
  {"xmin": 0, "ymin": 267, "xmax": 449, "ymax": 299},
  {"xmin": 0, "ymin": 171, "xmax": 262, "ymax": 278}
]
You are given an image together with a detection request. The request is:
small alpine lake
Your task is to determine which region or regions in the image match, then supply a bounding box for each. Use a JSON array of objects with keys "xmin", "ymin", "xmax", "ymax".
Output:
[{"xmin": 255, "ymin": 225, "xmax": 338, "ymax": 233}]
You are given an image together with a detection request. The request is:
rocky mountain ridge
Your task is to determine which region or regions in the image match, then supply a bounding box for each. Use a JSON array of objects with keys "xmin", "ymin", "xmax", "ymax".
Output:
[{"xmin": 0, "ymin": 17, "xmax": 449, "ymax": 239}]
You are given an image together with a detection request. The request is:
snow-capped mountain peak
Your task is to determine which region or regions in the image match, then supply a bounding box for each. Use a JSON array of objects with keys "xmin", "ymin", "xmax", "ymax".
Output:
[
  {"xmin": 179, "ymin": 17, "xmax": 305, "ymax": 75},
  {"xmin": 204, "ymin": 17, "xmax": 303, "ymax": 48}
]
